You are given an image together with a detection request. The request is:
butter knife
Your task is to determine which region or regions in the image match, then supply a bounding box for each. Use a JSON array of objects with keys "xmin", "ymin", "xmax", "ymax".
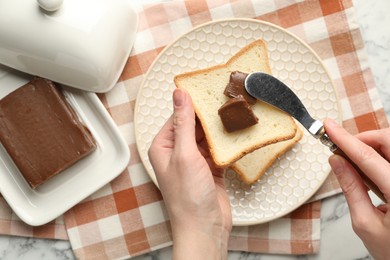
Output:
[{"xmin": 245, "ymin": 72, "xmax": 386, "ymax": 202}]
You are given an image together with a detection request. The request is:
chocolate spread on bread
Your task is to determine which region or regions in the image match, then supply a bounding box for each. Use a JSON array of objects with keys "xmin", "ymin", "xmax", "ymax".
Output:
[
  {"xmin": 218, "ymin": 95, "xmax": 258, "ymax": 133},
  {"xmin": 0, "ymin": 77, "xmax": 96, "ymax": 189},
  {"xmin": 219, "ymin": 71, "xmax": 258, "ymax": 132},
  {"xmin": 223, "ymin": 71, "xmax": 256, "ymax": 105}
]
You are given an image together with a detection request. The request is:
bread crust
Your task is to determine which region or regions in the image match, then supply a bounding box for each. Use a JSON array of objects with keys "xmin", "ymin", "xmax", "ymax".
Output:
[
  {"xmin": 174, "ymin": 40, "xmax": 271, "ymax": 85},
  {"xmin": 231, "ymin": 127, "xmax": 303, "ymax": 184}
]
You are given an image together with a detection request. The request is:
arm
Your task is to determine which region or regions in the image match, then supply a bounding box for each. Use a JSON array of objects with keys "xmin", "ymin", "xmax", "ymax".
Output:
[
  {"xmin": 324, "ymin": 118, "xmax": 390, "ymax": 260},
  {"xmin": 148, "ymin": 88, "xmax": 232, "ymax": 259}
]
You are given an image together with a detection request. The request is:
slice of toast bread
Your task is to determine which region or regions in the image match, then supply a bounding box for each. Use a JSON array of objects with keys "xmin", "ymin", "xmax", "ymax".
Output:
[
  {"xmin": 174, "ymin": 40, "xmax": 297, "ymax": 167},
  {"xmin": 231, "ymin": 126, "xmax": 303, "ymax": 184}
]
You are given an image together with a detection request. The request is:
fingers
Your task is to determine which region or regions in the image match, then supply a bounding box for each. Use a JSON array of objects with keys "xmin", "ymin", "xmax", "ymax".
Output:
[
  {"xmin": 356, "ymin": 128, "xmax": 390, "ymax": 161},
  {"xmin": 376, "ymin": 204, "xmax": 390, "ymax": 228},
  {"xmin": 329, "ymin": 155, "xmax": 374, "ymax": 218},
  {"xmin": 172, "ymin": 88, "xmax": 197, "ymax": 152},
  {"xmin": 153, "ymin": 116, "xmax": 175, "ymax": 149},
  {"xmin": 149, "ymin": 88, "xmax": 196, "ymax": 173},
  {"xmin": 148, "ymin": 115, "xmax": 174, "ymax": 172},
  {"xmin": 195, "ymin": 116, "xmax": 205, "ymax": 143},
  {"xmin": 324, "ymin": 118, "xmax": 390, "ymax": 195}
]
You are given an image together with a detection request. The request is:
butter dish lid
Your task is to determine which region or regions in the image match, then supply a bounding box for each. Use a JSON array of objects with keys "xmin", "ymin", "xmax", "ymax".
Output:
[{"xmin": 0, "ymin": 0, "xmax": 138, "ymax": 92}]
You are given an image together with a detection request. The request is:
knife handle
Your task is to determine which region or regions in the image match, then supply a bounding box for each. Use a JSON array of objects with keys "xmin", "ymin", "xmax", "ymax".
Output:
[
  {"xmin": 318, "ymin": 129, "xmax": 386, "ymax": 202},
  {"xmin": 332, "ymin": 147, "xmax": 386, "ymax": 202}
]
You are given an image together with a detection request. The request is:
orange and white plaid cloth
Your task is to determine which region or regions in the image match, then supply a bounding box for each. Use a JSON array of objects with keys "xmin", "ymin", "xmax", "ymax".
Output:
[{"xmin": 0, "ymin": 0, "xmax": 388, "ymax": 259}]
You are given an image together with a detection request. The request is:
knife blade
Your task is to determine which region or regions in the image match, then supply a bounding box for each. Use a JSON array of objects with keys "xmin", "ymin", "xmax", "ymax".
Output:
[{"xmin": 245, "ymin": 72, "xmax": 386, "ymax": 202}]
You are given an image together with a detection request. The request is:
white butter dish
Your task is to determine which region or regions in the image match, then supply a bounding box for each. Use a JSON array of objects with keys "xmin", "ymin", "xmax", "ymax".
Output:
[
  {"xmin": 0, "ymin": 0, "xmax": 138, "ymax": 92},
  {"xmin": 0, "ymin": 65, "xmax": 131, "ymax": 226}
]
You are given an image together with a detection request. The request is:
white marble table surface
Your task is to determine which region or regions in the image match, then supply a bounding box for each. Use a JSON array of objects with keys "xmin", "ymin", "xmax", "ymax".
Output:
[{"xmin": 1, "ymin": 0, "xmax": 389, "ymax": 259}]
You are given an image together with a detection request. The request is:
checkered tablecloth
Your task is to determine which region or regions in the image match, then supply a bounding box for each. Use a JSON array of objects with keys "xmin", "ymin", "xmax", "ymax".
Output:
[{"xmin": 0, "ymin": 0, "xmax": 388, "ymax": 259}]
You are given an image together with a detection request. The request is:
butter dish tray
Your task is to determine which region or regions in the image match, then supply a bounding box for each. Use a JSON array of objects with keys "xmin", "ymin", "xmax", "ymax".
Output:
[
  {"xmin": 0, "ymin": 0, "xmax": 138, "ymax": 93},
  {"xmin": 0, "ymin": 66, "xmax": 131, "ymax": 226}
]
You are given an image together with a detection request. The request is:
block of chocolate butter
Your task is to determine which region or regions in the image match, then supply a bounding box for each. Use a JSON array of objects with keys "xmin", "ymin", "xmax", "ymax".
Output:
[
  {"xmin": 0, "ymin": 77, "xmax": 97, "ymax": 189},
  {"xmin": 224, "ymin": 71, "xmax": 257, "ymax": 105},
  {"xmin": 218, "ymin": 95, "xmax": 259, "ymax": 133}
]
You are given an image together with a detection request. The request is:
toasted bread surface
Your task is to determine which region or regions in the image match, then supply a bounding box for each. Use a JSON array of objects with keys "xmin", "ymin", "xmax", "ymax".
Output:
[{"xmin": 174, "ymin": 40, "xmax": 297, "ymax": 167}]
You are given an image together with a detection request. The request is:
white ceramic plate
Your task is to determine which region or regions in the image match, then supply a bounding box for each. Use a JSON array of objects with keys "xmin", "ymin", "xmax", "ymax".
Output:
[
  {"xmin": 0, "ymin": 65, "xmax": 130, "ymax": 226},
  {"xmin": 134, "ymin": 19, "xmax": 340, "ymax": 225}
]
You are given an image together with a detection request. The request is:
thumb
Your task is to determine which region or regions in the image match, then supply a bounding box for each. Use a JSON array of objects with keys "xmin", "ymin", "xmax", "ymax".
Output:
[
  {"xmin": 172, "ymin": 88, "xmax": 197, "ymax": 150},
  {"xmin": 329, "ymin": 154, "xmax": 374, "ymax": 217}
]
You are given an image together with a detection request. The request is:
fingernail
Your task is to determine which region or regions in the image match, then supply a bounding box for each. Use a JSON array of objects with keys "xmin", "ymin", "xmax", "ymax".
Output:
[{"xmin": 173, "ymin": 89, "xmax": 185, "ymax": 108}]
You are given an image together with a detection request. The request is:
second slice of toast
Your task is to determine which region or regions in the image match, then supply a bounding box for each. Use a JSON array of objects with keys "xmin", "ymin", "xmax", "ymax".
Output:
[{"xmin": 231, "ymin": 127, "xmax": 303, "ymax": 184}]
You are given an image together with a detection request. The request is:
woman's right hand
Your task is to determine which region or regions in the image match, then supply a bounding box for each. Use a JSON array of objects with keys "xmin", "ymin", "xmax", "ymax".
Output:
[{"xmin": 324, "ymin": 118, "xmax": 390, "ymax": 260}]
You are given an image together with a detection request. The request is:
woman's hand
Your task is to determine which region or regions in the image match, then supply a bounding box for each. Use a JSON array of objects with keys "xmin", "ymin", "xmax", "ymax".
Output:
[
  {"xmin": 148, "ymin": 88, "xmax": 232, "ymax": 259},
  {"xmin": 324, "ymin": 118, "xmax": 390, "ymax": 260}
]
